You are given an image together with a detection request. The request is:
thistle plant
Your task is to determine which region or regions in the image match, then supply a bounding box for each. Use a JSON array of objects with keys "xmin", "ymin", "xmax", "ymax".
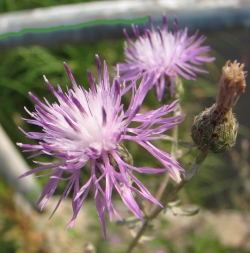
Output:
[
  {"xmin": 16, "ymin": 14, "xmax": 247, "ymax": 253},
  {"xmin": 124, "ymin": 60, "xmax": 246, "ymax": 253}
]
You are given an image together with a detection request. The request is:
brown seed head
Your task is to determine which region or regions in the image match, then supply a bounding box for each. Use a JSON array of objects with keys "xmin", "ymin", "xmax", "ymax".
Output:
[
  {"xmin": 216, "ymin": 60, "xmax": 246, "ymax": 113},
  {"xmin": 191, "ymin": 60, "xmax": 246, "ymax": 154}
]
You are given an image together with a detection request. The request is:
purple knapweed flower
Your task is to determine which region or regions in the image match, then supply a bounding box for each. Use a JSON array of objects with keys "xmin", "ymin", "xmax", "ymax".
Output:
[
  {"xmin": 118, "ymin": 14, "xmax": 215, "ymax": 101},
  {"xmin": 17, "ymin": 55, "xmax": 185, "ymax": 237}
]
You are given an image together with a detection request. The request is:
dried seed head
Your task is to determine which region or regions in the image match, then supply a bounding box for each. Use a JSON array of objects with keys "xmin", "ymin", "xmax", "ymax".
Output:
[
  {"xmin": 191, "ymin": 60, "xmax": 246, "ymax": 154},
  {"xmin": 216, "ymin": 60, "xmax": 246, "ymax": 112}
]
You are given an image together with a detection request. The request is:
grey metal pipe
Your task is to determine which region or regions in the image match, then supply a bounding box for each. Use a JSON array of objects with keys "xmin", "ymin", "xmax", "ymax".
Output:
[
  {"xmin": 0, "ymin": 124, "xmax": 41, "ymax": 209},
  {"xmin": 0, "ymin": 1, "xmax": 250, "ymax": 49}
]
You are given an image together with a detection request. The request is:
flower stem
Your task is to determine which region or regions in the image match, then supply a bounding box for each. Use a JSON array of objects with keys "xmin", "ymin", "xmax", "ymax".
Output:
[
  {"xmin": 149, "ymin": 101, "xmax": 181, "ymax": 213},
  {"xmin": 149, "ymin": 173, "xmax": 169, "ymax": 213},
  {"xmin": 126, "ymin": 220, "xmax": 149, "ymax": 253},
  {"xmin": 126, "ymin": 150, "xmax": 207, "ymax": 253}
]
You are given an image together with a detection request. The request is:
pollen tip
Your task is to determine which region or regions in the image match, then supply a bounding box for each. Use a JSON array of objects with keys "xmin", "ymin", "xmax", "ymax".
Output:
[
  {"xmin": 63, "ymin": 62, "xmax": 69, "ymax": 69},
  {"xmin": 95, "ymin": 54, "xmax": 102, "ymax": 67},
  {"xmin": 95, "ymin": 54, "xmax": 100, "ymax": 60},
  {"xmin": 16, "ymin": 142, "xmax": 23, "ymax": 147},
  {"xmin": 43, "ymin": 75, "xmax": 48, "ymax": 82}
]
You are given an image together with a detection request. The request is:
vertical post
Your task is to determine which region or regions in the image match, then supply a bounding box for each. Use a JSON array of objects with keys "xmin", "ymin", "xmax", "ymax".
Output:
[{"xmin": 0, "ymin": 124, "xmax": 41, "ymax": 210}]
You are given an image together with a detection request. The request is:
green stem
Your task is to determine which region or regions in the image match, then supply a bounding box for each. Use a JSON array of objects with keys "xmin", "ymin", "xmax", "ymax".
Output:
[
  {"xmin": 125, "ymin": 220, "xmax": 149, "ymax": 253},
  {"xmin": 149, "ymin": 101, "xmax": 181, "ymax": 213},
  {"xmin": 125, "ymin": 150, "xmax": 208, "ymax": 253}
]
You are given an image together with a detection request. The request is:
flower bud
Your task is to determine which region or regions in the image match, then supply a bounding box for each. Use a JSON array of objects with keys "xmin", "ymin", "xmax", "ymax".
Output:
[
  {"xmin": 191, "ymin": 60, "xmax": 246, "ymax": 154},
  {"xmin": 109, "ymin": 143, "xmax": 134, "ymax": 170},
  {"xmin": 97, "ymin": 143, "xmax": 133, "ymax": 175},
  {"xmin": 191, "ymin": 105, "xmax": 238, "ymax": 154}
]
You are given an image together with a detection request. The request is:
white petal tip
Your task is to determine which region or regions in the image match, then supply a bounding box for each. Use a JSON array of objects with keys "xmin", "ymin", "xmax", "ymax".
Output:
[{"xmin": 43, "ymin": 75, "xmax": 48, "ymax": 82}]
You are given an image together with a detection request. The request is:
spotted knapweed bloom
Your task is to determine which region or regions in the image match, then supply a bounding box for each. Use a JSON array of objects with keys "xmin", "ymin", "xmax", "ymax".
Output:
[
  {"xmin": 118, "ymin": 14, "xmax": 215, "ymax": 101},
  {"xmin": 17, "ymin": 55, "xmax": 185, "ymax": 237}
]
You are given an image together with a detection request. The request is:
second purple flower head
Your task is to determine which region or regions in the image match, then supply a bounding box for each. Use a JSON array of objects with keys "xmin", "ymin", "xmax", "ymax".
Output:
[{"xmin": 118, "ymin": 15, "xmax": 215, "ymax": 101}]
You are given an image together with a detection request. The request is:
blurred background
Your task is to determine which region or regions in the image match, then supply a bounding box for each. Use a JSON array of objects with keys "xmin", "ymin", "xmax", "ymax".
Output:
[{"xmin": 0, "ymin": 0, "xmax": 250, "ymax": 252}]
